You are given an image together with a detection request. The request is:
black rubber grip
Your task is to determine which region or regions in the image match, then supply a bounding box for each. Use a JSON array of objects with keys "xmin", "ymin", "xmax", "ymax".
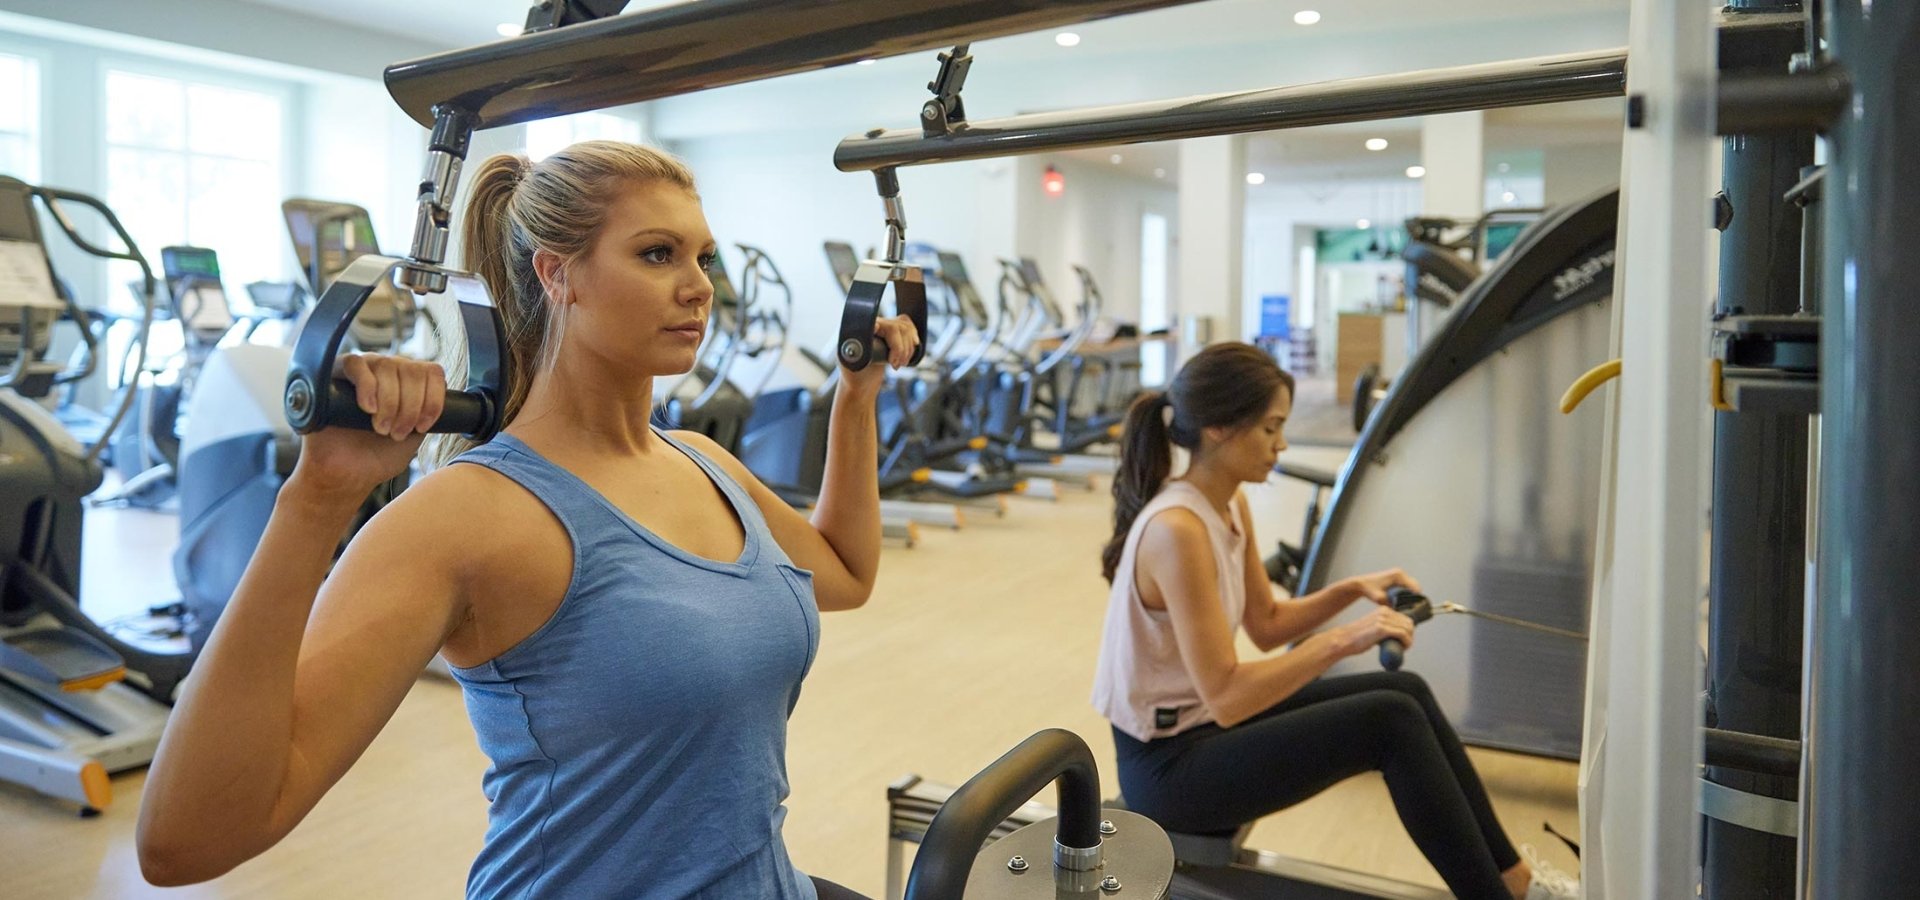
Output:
[
  {"xmin": 325, "ymin": 379, "xmax": 491, "ymax": 435},
  {"xmin": 1379, "ymin": 639, "xmax": 1407, "ymax": 671}
]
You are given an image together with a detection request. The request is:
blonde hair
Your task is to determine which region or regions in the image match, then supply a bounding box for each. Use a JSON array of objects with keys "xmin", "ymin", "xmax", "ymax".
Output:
[{"xmin": 427, "ymin": 140, "xmax": 697, "ymax": 466}]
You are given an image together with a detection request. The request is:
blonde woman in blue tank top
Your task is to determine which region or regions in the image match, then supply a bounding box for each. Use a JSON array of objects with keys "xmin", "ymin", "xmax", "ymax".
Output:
[{"xmin": 137, "ymin": 142, "xmax": 913, "ymax": 900}]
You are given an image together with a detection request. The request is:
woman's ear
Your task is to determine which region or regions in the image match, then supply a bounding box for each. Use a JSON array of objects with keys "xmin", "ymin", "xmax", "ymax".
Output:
[{"xmin": 532, "ymin": 249, "xmax": 567, "ymax": 304}]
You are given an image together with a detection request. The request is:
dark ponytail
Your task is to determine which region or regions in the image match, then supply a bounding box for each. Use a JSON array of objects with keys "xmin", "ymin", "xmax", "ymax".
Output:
[
  {"xmin": 1102, "ymin": 391, "xmax": 1176, "ymax": 582},
  {"xmin": 1100, "ymin": 342, "xmax": 1295, "ymax": 582}
]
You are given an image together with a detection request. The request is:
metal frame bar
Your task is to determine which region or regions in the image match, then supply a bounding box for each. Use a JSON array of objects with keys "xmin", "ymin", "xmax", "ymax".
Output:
[
  {"xmin": 1582, "ymin": 0, "xmax": 1716, "ymax": 895},
  {"xmin": 834, "ymin": 49, "xmax": 1627, "ymax": 172},
  {"xmin": 382, "ymin": 0, "xmax": 1206, "ymax": 130},
  {"xmin": 1808, "ymin": 2, "xmax": 1920, "ymax": 895}
]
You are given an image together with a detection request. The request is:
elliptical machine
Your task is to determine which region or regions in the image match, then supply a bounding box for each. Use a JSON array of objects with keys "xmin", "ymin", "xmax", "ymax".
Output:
[
  {"xmin": 96, "ymin": 245, "xmax": 245, "ymax": 508},
  {"xmin": 0, "ymin": 177, "xmax": 191, "ymax": 813}
]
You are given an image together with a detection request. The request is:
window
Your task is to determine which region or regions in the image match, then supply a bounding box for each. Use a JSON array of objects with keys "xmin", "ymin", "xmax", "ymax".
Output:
[
  {"xmin": 0, "ymin": 53, "xmax": 41, "ymax": 183},
  {"xmin": 525, "ymin": 111, "xmax": 645, "ymax": 162},
  {"xmin": 1138, "ymin": 211, "xmax": 1170, "ymax": 385},
  {"xmin": 103, "ymin": 69, "xmax": 284, "ymax": 307}
]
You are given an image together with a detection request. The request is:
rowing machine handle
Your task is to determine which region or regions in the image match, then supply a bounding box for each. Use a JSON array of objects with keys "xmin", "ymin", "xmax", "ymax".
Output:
[{"xmin": 1379, "ymin": 586, "xmax": 1435, "ymax": 672}]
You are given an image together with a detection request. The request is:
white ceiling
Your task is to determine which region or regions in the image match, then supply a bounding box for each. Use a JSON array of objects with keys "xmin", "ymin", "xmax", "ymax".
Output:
[{"xmin": 236, "ymin": 0, "xmax": 1627, "ymax": 57}]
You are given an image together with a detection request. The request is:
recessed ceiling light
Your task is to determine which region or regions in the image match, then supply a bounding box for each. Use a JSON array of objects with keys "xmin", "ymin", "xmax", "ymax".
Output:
[
  {"xmin": 496, "ymin": 22, "xmax": 520, "ymax": 37},
  {"xmin": 1245, "ymin": 172, "xmax": 1266, "ymax": 185},
  {"xmin": 1356, "ymin": 218, "xmax": 1372, "ymax": 229},
  {"xmin": 1294, "ymin": 10, "xmax": 1322, "ymax": 26},
  {"xmin": 1365, "ymin": 138, "xmax": 1389, "ymax": 152},
  {"xmin": 1406, "ymin": 165, "xmax": 1426, "ymax": 178},
  {"xmin": 1153, "ymin": 167, "xmax": 1167, "ymax": 178},
  {"xmin": 1502, "ymin": 191, "xmax": 1518, "ymax": 203},
  {"xmin": 857, "ymin": 58, "xmax": 876, "ymax": 66},
  {"xmin": 1110, "ymin": 153, "xmax": 1124, "ymax": 165},
  {"xmin": 1055, "ymin": 32, "xmax": 1082, "ymax": 47}
]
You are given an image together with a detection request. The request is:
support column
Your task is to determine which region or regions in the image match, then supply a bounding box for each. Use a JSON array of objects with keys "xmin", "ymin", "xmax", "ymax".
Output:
[
  {"xmin": 1702, "ymin": 10, "xmax": 1813, "ymax": 899},
  {"xmin": 1175, "ymin": 135, "xmax": 1244, "ymax": 358},
  {"xmin": 1420, "ymin": 111, "xmax": 1486, "ymax": 220},
  {"xmin": 1810, "ymin": 3, "xmax": 1920, "ymax": 895}
]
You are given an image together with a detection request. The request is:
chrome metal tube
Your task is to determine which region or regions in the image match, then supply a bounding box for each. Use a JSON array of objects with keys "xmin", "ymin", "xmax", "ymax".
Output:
[{"xmin": 834, "ymin": 48, "xmax": 1627, "ymax": 171}]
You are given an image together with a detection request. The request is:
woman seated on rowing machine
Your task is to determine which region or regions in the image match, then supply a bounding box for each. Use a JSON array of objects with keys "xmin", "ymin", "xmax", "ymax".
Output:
[
  {"xmin": 1091, "ymin": 342, "xmax": 1577, "ymax": 900},
  {"xmin": 137, "ymin": 141, "xmax": 913, "ymax": 900}
]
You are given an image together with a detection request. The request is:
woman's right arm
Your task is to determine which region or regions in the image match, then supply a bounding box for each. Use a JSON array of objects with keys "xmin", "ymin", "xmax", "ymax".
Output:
[
  {"xmin": 1140, "ymin": 510, "xmax": 1415, "ymax": 728},
  {"xmin": 137, "ymin": 356, "xmax": 472, "ymax": 885}
]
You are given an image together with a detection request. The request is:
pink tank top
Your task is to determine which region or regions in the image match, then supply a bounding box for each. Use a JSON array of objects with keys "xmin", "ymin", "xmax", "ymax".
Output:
[{"xmin": 1092, "ymin": 480, "xmax": 1248, "ymax": 741}]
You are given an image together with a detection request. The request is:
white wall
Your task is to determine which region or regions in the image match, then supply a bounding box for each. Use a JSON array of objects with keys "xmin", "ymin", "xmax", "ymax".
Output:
[
  {"xmin": 1544, "ymin": 142, "xmax": 1625, "ymax": 206},
  {"xmin": 1243, "ymin": 177, "xmax": 1423, "ymax": 340},
  {"xmin": 299, "ymin": 79, "xmax": 428, "ymax": 259},
  {"xmin": 1012, "ymin": 155, "xmax": 1177, "ymax": 327}
]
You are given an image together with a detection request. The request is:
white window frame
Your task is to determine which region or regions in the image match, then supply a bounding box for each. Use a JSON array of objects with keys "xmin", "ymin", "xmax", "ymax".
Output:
[
  {"xmin": 97, "ymin": 57, "xmax": 296, "ymax": 306},
  {"xmin": 0, "ymin": 43, "xmax": 48, "ymax": 184}
]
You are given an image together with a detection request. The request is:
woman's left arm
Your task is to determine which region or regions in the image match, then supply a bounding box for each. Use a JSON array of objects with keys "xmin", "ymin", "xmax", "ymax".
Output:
[
  {"xmin": 676, "ymin": 315, "xmax": 917, "ymax": 612},
  {"xmin": 1236, "ymin": 495, "xmax": 1421, "ymax": 650}
]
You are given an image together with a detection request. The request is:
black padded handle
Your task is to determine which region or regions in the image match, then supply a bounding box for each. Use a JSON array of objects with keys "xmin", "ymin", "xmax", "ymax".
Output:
[
  {"xmin": 1378, "ymin": 587, "xmax": 1434, "ymax": 672},
  {"xmin": 285, "ymin": 255, "xmax": 506, "ymax": 441},
  {"xmin": 320, "ymin": 379, "xmax": 493, "ymax": 435},
  {"xmin": 837, "ymin": 260, "xmax": 930, "ymax": 372}
]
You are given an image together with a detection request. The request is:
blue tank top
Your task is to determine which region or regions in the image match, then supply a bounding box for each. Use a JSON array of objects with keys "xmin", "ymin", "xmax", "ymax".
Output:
[{"xmin": 447, "ymin": 430, "xmax": 820, "ymax": 900}]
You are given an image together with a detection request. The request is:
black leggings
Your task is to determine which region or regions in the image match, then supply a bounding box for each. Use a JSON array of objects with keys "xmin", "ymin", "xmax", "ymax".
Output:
[{"xmin": 1112, "ymin": 671, "xmax": 1521, "ymax": 899}]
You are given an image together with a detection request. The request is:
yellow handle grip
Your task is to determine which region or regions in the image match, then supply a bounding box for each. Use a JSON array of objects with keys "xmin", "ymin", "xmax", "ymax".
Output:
[{"xmin": 1560, "ymin": 358, "xmax": 1622, "ymax": 414}]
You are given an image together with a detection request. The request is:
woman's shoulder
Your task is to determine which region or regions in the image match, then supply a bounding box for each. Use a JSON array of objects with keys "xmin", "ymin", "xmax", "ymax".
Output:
[
  {"xmin": 1135, "ymin": 503, "xmax": 1211, "ymax": 560},
  {"xmin": 377, "ymin": 462, "xmax": 559, "ymax": 553}
]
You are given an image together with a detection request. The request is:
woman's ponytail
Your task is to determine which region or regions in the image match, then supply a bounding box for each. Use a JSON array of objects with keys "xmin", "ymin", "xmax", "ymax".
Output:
[
  {"xmin": 1097, "ymin": 342, "xmax": 1295, "ymax": 583},
  {"xmin": 1101, "ymin": 390, "xmax": 1176, "ymax": 583},
  {"xmin": 422, "ymin": 140, "xmax": 697, "ymax": 468}
]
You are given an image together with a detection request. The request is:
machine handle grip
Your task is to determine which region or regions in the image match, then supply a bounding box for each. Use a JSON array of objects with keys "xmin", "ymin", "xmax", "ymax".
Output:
[
  {"xmin": 903, "ymin": 729, "xmax": 1104, "ymax": 900},
  {"xmin": 1379, "ymin": 638, "xmax": 1408, "ymax": 672},
  {"xmin": 319, "ymin": 379, "xmax": 494, "ymax": 435},
  {"xmin": 1378, "ymin": 587, "xmax": 1434, "ymax": 672}
]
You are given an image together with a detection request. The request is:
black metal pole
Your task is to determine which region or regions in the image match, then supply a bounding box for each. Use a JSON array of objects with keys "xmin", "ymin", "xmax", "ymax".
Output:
[
  {"xmin": 382, "ymin": 0, "xmax": 1205, "ymax": 129},
  {"xmin": 834, "ymin": 48, "xmax": 1627, "ymax": 171},
  {"xmin": 1810, "ymin": 2, "xmax": 1920, "ymax": 895},
  {"xmin": 1703, "ymin": 11, "xmax": 1813, "ymax": 898}
]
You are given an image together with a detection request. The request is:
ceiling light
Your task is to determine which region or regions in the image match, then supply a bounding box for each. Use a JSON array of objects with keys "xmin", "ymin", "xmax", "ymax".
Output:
[
  {"xmin": 1294, "ymin": 10, "xmax": 1322, "ymax": 25},
  {"xmin": 856, "ymin": 58, "xmax": 876, "ymax": 66},
  {"xmin": 1365, "ymin": 138, "xmax": 1389, "ymax": 152},
  {"xmin": 1110, "ymin": 153, "xmax": 1124, "ymax": 165},
  {"xmin": 1405, "ymin": 165, "xmax": 1426, "ymax": 178},
  {"xmin": 1502, "ymin": 191, "xmax": 1518, "ymax": 203},
  {"xmin": 1356, "ymin": 218, "xmax": 1371, "ymax": 229},
  {"xmin": 496, "ymin": 22, "xmax": 520, "ymax": 37},
  {"xmin": 1246, "ymin": 172, "xmax": 1267, "ymax": 185},
  {"xmin": 1055, "ymin": 32, "xmax": 1082, "ymax": 47},
  {"xmin": 1153, "ymin": 168, "xmax": 1167, "ymax": 178}
]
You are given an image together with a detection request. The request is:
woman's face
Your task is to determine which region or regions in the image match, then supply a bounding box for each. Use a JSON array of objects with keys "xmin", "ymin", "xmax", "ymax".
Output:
[
  {"xmin": 1204, "ymin": 383, "xmax": 1292, "ymax": 484},
  {"xmin": 556, "ymin": 180, "xmax": 717, "ymax": 378}
]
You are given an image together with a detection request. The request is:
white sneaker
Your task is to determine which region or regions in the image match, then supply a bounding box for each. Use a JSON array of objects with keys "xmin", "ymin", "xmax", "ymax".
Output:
[{"xmin": 1521, "ymin": 844, "xmax": 1581, "ymax": 900}]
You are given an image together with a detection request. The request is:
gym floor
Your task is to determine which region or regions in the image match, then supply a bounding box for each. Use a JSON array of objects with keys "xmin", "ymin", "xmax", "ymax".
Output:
[{"xmin": 3, "ymin": 439, "xmax": 1579, "ymax": 898}]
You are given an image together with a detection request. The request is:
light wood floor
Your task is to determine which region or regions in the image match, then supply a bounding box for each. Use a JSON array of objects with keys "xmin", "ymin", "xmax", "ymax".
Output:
[{"xmin": 4, "ymin": 446, "xmax": 1579, "ymax": 898}]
